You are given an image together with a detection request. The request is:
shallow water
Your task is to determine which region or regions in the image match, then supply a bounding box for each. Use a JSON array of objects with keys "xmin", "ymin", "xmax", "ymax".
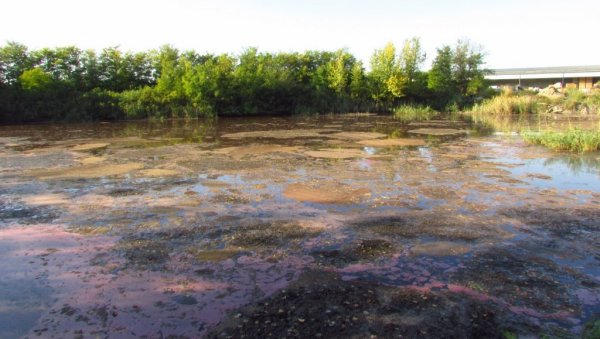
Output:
[{"xmin": 1, "ymin": 114, "xmax": 599, "ymax": 338}]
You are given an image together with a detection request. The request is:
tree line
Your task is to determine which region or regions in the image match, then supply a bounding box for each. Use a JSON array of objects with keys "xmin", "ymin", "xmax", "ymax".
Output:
[{"xmin": 0, "ymin": 38, "xmax": 490, "ymax": 122}]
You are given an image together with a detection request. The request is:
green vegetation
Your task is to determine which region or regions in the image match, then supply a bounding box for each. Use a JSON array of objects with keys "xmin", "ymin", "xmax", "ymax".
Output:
[
  {"xmin": 393, "ymin": 104, "xmax": 437, "ymax": 122},
  {"xmin": 523, "ymin": 128, "xmax": 600, "ymax": 152},
  {"xmin": 0, "ymin": 39, "xmax": 490, "ymax": 123},
  {"xmin": 471, "ymin": 94, "xmax": 542, "ymax": 115}
]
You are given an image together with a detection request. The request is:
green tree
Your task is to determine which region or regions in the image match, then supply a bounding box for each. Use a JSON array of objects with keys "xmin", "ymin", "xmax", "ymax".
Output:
[
  {"xmin": 428, "ymin": 45, "xmax": 455, "ymax": 108},
  {"xmin": 0, "ymin": 42, "xmax": 32, "ymax": 86},
  {"xmin": 31, "ymin": 46, "xmax": 83, "ymax": 85},
  {"xmin": 349, "ymin": 61, "xmax": 368, "ymax": 109},
  {"xmin": 184, "ymin": 54, "xmax": 236, "ymax": 115},
  {"xmin": 327, "ymin": 49, "xmax": 354, "ymax": 95},
  {"xmin": 452, "ymin": 39, "xmax": 489, "ymax": 100},
  {"xmin": 400, "ymin": 37, "xmax": 426, "ymax": 84},
  {"xmin": 369, "ymin": 42, "xmax": 406, "ymax": 110},
  {"xmin": 399, "ymin": 37, "xmax": 427, "ymax": 102}
]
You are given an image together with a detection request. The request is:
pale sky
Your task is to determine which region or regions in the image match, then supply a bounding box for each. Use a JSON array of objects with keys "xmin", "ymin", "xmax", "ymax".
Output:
[{"xmin": 2, "ymin": 0, "xmax": 599, "ymax": 69}]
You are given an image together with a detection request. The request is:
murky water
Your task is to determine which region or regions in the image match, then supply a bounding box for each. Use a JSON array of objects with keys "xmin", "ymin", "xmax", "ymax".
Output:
[{"xmin": 1, "ymin": 114, "xmax": 599, "ymax": 338}]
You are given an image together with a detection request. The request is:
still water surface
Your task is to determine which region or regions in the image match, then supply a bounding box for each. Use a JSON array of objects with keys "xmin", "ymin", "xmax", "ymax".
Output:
[{"xmin": 1, "ymin": 115, "xmax": 599, "ymax": 338}]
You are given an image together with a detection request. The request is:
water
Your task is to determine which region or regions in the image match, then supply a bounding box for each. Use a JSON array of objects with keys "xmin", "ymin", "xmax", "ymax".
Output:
[{"xmin": 0, "ymin": 114, "xmax": 599, "ymax": 338}]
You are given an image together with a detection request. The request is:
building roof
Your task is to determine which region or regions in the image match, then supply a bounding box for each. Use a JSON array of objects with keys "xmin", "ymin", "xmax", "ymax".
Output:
[{"xmin": 487, "ymin": 65, "xmax": 600, "ymax": 80}]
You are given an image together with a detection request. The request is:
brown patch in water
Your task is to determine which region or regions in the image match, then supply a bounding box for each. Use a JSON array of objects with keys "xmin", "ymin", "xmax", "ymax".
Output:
[
  {"xmin": 78, "ymin": 156, "xmax": 106, "ymax": 165},
  {"xmin": 328, "ymin": 131, "xmax": 388, "ymax": 140},
  {"xmin": 418, "ymin": 186, "xmax": 460, "ymax": 200},
  {"xmin": 201, "ymin": 180, "xmax": 231, "ymax": 188},
  {"xmin": 358, "ymin": 138, "xmax": 426, "ymax": 147},
  {"xmin": 283, "ymin": 182, "xmax": 371, "ymax": 204},
  {"xmin": 71, "ymin": 143, "xmax": 109, "ymax": 152},
  {"xmin": 22, "ymin": 193, "xmax": 70, "ymax": 206},
  {"xmin": 29, "ymin": 163, "xmax": 144, "ymax": 180},
  {"xmin": 191, "ymin": 248, "xmax": 241, "ymax": 262},
  {"xmin": 303, "ymin": 148, "xmax": 369, "ymax": 159},
  {"xmin": 408, "ymin": 121, "xmax": 467, "ymax": 127},
  {"xmin": 524, "ymin": 173, "xmax": 552, "ymax": 180},
  {"xmin": 220, "ymin": 129, "xmax": 336, "ymax": 140},
  {"xmin": 411, "ymin": 241, "xmax": 472, "ymax": 256},
  {"xmin": 136, "ymin": 169, "xmax": 180, "ymax": 177},
  {"xmin": 408, "ymin": 128, "xmax": 469, "ymax": 136},
  {"xmin": 215, "ymin": 144, "xmax": 301, "ymax": 159}
]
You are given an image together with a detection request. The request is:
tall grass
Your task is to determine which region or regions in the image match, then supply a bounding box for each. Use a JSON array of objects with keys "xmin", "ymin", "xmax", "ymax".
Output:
[
  {"xmin": 470, "ymin": 95, "xmax": 542, "ymax": 115},
  {"xmin": 522, "ymin": 128, "xmax": 600, "ymax": 152},
  {"xmin": 393, "ymin": 104, "xmax": 437, "ymax": 122}
]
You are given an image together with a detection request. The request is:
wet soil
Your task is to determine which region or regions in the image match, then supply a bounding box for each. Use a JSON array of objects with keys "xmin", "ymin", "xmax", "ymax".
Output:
[{"xmin": 0, "ymin": 114, "xmax": 599, "ymax": 338}]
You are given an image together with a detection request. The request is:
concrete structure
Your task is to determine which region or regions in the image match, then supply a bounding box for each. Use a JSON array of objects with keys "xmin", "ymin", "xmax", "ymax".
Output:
[{"xmin": 486, "ymin": 65, "xmax": 600, "ymax": 90}]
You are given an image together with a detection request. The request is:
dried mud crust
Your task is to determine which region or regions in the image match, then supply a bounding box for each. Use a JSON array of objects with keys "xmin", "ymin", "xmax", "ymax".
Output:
[{"xmin": 207, "ymin": 271, "xmax": 538, "ymax": 339}]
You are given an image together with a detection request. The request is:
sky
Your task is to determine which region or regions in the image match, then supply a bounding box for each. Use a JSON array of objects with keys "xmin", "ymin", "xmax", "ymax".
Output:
[{"xmin": 2, "ymin": 0, "xmax": 599, "ymax": 69}]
